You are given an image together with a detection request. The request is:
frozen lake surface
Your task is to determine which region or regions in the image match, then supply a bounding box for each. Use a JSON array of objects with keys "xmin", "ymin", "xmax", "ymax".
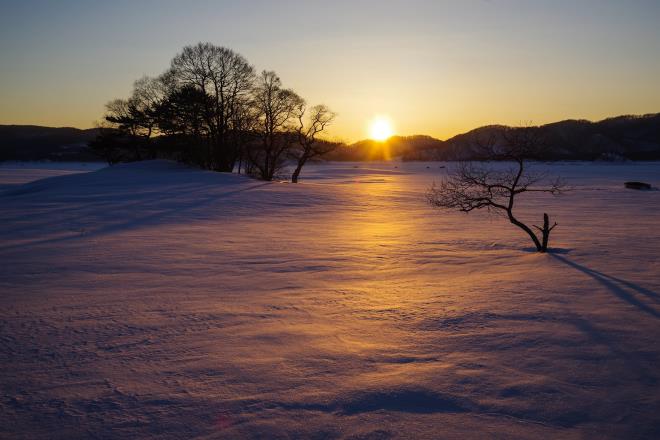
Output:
[{"xmin": 1, "ymin": 160, "xmax": 659, "ymax": 439}]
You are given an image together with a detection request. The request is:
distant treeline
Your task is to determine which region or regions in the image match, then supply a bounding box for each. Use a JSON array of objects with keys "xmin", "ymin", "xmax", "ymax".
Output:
[
  {"xmin": 0, "ymin": 125, "xmax": 99, "ymax": 162},
  {"xmin": 87, "ymin": 43, "xmax": 338, "ymax": 182}
]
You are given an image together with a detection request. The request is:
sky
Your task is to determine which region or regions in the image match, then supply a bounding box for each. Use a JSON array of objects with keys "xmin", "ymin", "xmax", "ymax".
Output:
[{"xmin": 1, "ymin": 0, "xmax": 659, "ymax": 142}]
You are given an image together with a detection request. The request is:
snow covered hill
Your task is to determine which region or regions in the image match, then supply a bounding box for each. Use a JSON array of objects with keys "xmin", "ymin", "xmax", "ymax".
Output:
[{"xmin": 1, "ymin": 160, "xmax": 659, "ymax": 439}]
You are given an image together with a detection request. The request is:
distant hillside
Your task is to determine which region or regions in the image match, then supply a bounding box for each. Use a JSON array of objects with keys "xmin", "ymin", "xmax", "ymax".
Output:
[
  {"xmin": 401, "ymin": 113, "xmax": 660, "ymax": 161},
  {"xmin": 0, "ymin": 125, "xmax": 100, "ymax": 161},
  {"xmin": 326, "ymin": 135, "xmax": 447, "ymax": 161}
]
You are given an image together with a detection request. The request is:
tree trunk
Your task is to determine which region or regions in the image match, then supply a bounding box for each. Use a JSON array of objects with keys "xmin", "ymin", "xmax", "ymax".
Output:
[
  {"xmin": 539, "ymin": 213, "xmax": 553, "ymax": 252},
  {"xmin": 507, "ymin": 210, "xmax": 544, "ymax": 252},
  {"xmin": 291, "ymin": 157, "xmax": 307, "ymax": 183}
]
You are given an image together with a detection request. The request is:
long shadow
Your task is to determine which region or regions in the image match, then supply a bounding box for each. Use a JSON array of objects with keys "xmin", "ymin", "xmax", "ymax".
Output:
[
  {"xmin": 0, "ymin": 181, "xmax": 273, "ymax": 253},
  {"xmin": 566, "ymin": 315, "xmax": 658, "ymax": 389},
  {"xmin": 551, "ymin": 254, "xmax": 659, "ymax": 319},
  {"xmin": 599, "ymin": 273, "xmax": 660, "ymax": 304},
  {"xmin": 76, "ymin": 181, "xmax": 274, "ymax": 239}
]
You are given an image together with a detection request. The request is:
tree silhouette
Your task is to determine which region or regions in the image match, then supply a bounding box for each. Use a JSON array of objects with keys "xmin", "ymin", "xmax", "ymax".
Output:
[
  {"xmin": 291, "ymin": 104, "xmax": 337, "ymax": 183},
  {"xmin": 248, "ymin": 71, "xmax": 303, "ymax": 181},
  {"xmin": 155, "ymin": 84, "xmax": 212, "ymax": 165},
  {"xmin": 428, "ymin": 126, "xmax": 566, "ymax": 252},
  {"xmin": 167, "ymin": 43, "xmax": 255, "ymax": 171},
  {"xmin": 89, "ymin": 42, "xmax": 339, "ymax": 178}
]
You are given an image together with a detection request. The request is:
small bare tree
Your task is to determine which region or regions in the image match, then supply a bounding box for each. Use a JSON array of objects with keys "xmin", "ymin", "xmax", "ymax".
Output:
[
  {"xmin": 291, "ymin": 103, "xmax": 337, "ymax": 183},
  {"xmin": 428, "ymin": 126, "xmax": 566, "ymax": 252}
]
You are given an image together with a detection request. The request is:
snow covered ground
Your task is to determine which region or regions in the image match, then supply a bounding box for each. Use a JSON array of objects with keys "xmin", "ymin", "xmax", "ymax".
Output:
[
  {"xmin": 1, "ymin": 160, "xmax": 659, "ymax": 439},
  {"xmin": 0, "ymin": 161, "xmax": 104, "ymax": 190}
]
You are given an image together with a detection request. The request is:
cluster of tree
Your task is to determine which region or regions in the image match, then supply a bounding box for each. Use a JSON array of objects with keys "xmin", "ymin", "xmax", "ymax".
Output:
[{"xmin": 90, "ymin": 43, "xmax": 337, "ymax": 182}]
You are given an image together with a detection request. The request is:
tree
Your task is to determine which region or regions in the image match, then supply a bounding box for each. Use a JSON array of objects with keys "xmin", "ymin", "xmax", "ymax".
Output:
[
  {"xmin": 290, "ymin": 103, "xmax": 337, "ymax": 183},
  {"xmin": 427, "ymin": 126, "xmax": 567, "ymax": 252},
  {"xmin": 90, "ymin": 43, "xmax": 328, "ymax": 175},
  {"xmin": 101, "ymin": 98, "xmax": 146, "ymax": 161},
  {"xmin": 229, "ymin": 92, "xmax": 259, "ymax": 175},
  {"xmin": 248, "ymin": 71, "xmax": 303, "ymax": 181},
  {"xmin": 167, "ymin": 43, "xmax": 255, "ymax": 171},
  {"xmin": 88, "ymin": 123, "xmax": 128, "ymax": 165},
  {"xmin": 94, "ymin": 76, "xmax": 164, "ymax": 162},
  {"xmin": 130, "ymin": 76, "xmax": 166, "ymax": 157},
  {"xmin": 155, "ymin": 84, "xmax": 212, "ymax": 165}
]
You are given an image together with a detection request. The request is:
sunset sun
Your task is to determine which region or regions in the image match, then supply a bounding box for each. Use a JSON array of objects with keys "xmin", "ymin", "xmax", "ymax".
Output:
[{"xmin": 369, "ymin": 116, "xmax": 394, "ymax": 141}]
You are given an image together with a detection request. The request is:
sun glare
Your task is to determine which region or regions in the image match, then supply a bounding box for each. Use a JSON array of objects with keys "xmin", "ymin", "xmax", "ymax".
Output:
[{"xmin": 369, "ymin": 116, "xmax": 394, "ymax": 141}]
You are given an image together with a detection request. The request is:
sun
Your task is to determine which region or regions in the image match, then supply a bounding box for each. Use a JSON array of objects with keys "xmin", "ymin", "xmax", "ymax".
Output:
[{"xmin": 369, "ymin": 116, "xmax": 394, "ymax": 141}]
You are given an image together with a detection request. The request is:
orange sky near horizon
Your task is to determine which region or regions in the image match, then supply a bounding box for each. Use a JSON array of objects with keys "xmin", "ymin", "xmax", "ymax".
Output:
[{"xmin": 1, "ymin": 1, "xmax": 659, "ymax": 143}]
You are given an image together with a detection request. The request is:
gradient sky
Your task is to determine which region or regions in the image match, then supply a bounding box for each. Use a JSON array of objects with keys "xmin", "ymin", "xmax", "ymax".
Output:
[{"xmin": 1, "ymin": 0, "xmax": 659, "ymax": 142}]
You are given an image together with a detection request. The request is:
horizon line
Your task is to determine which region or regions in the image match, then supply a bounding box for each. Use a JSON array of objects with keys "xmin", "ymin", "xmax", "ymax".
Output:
[{"xmin": 1, "ymin": 110, "xmax": 658, "ymax": 145}]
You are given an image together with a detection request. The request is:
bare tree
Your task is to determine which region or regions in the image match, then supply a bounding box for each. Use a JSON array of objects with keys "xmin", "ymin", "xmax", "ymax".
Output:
[
  {"xmin": 168, "ymin": 43, "xmax": 255, "ymax": 171},
  {"xmin": 428, "ymin": 126, "xmax": 567, "ymax": 252},
  {"xmin": 248, "ymin": 71, "xmax": 303, "ymax": 181},
  {"xmin": 290, "ymin": 103, "xmax": 337, "ymax": 183},
  {"xmin": 230, "ymin": 93, "xmax": 259, "ymax": 174}
]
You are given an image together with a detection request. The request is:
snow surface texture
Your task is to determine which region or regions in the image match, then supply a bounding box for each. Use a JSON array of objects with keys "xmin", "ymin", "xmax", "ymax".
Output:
[{"xmin": 1, "ymin": 160, "xmax": 659, "ymax": 439}]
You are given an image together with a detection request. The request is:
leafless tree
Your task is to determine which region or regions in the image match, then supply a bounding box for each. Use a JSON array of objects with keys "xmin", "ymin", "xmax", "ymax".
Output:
[
  {"xmin": 290, "ymin": 103, "xmax": 337, "ymax": 182},
  {"xmin": 248, "ymin": 71, "xmax": 303, "ymax": 181},
  {"xmin": 230, "ymin": 93, "xmax": 259, "ymax": 175},
  {"xmin": 428, "ymin": 126, "xmax": 567, "ymax": 252},
  {"xmin": 168, "ymin": 43, "xmax": 255, "ymax": 171}
]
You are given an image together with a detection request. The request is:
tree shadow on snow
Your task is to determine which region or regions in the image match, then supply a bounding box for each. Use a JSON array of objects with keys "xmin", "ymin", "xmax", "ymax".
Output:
[
  {"xmin": 0, "ymin": 181, "xmax": 273, "ymax": 252},
  {"xmin": 522, "ymin": 247, "xmax": 572, "ymax": 254},
  {"xmin": 551, "ymin": 254, "xmax": 660, "ymax": 319}
]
